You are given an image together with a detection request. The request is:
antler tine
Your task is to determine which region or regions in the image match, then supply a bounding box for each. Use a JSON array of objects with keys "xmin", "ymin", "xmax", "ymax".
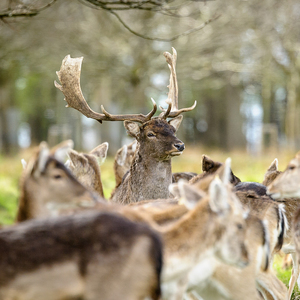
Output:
[
  {"xmin": 55, "ymin": 55, "xmax": 157, "ymax": 124},
  {"xmin": 100, "ymin": 98, "xmax": 157, "ymax": 123},
  {"xmin": 159, "ymin": 48, "xmax": 197, "ymax": 119},
  {"xmin": 54, "ymin": 55, "xmax": 106, "ymax": 123},
  {"xmin": 165, "ymin": 100, "xmax": 197, "ymax": 118},
  {"xmin": 164, "ymin": 47, "xmax": 178, "ymax": 110},
  {"xmin": 160, "ymin": 100, "xmax": 172, "ymax": 120}
]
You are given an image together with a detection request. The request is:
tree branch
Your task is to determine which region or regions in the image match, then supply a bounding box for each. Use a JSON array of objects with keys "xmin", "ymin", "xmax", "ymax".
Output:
[
  {"xmin": 109, "ymin": 10, "xmax": 221, "ymax": 42},
  {"xmin": 0, "ymin": 0, "xmax": 58, "ymax": 19}
]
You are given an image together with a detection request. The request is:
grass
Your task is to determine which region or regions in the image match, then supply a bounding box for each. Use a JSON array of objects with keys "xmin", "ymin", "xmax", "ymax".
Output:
[{"xmin": 0, "ymin": 145, "xmax": 299, "ymax": 298}]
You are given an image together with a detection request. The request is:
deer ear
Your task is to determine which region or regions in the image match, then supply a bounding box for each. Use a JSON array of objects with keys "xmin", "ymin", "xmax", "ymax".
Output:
[
  {"xmin": 67, "ymin": 149, "xmax": 89, "ymax": 171},
  {"xmin": 220, "ymin": 157, "xmax": 231, "ymax": 185},
  {"xmin": 168, "ymin": 115, "xmax": 183, "ymax": 132},
  {"xmin": 169, "ymin": 180, "xmax": 205, "ymax": 210},
  {"xmin": 21, "ymin": 159, "xmax": 27, "ymax": 170},
  {"xmin": 90, "ymin": 142, "xmax": 109, "ymax": 165},
  {"xmin": 33, "ymin": 142, "xmax": 50, "ymax": 178},
  {"xmin": 267, "ymin": 158, "xmax": 278, "ymax": 172},
  {"xmin": 202, "ymin": 155, "xmax": 215, "ymax": 172},
  {"xmin": 116, "ymin": 145, "xmax": 128, "ymax": 166},
  {"xmin": 51, "ymin": 140, "xmax": 74, "ymax": 163},
  {"xmin": 124, "ymin": 121, "xmax": 140, "ymax": 138},
  {"xmin": 209, "ymin": 177, "xmax": 230, "ymax": 216}
]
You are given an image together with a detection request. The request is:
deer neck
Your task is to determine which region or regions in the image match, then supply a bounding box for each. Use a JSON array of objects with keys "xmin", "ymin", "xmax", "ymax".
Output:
[
  {"xmin": 162, "ymin": 199, "xmax": 221, "ymax": 257},
  {"xmin": 129, "ymin": 151, "xmax": 173, "ymax": 202},
  {"xmin": 17, "ymin": 181, "xmax": 43, "ymax": 222},
  {"xmin": 160, "ymin": 200, "xmax": 222, "ymax": 282}
]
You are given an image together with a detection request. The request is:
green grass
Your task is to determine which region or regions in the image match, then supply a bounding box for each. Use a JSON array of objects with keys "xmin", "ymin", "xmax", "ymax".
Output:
[{"xmin": 0, "ymin": 146, "xmax": 299, "ymax": 298}]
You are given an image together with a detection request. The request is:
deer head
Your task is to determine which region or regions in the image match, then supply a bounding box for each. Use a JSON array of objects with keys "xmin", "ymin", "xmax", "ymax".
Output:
[
  {"xmin": 262, "ymin": 158, "xmax": 281, "ymax": 187},
  {"xmin": 66, "ymin": 142, "xmax": 109, "ymax": 198},
  {"xmin": 267, "ymin": 152, "xmax": 300, "ymax": 199},
  {"xmin": 54, "ymin": 48, "xmax": 196, "ymax": 157},
  {"xmin": 17, "ymin": 141, "xmax": 99, "ymax": 221}
]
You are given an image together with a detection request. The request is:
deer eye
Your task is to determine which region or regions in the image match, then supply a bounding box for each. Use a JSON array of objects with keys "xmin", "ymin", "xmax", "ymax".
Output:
[
  {"xmin": 52, "ymin": 172, "xmax": 63, "ymax": 179},
  {"xmin": 147, "ymin": 132, "xmax": 155, "ymax": 138},
  {"xmin": 288, "ymin": 165, "xmax": 296, "ymax": 170},
  {"xmin": 237, "ymin": 223, "xmax": 243, "ymax": 230}
]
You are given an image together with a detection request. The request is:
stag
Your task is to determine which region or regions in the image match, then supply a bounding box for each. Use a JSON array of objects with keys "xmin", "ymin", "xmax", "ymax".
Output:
[{"xmin": 55, "ymin": 48, "xmax": 196, "ymax": 204}]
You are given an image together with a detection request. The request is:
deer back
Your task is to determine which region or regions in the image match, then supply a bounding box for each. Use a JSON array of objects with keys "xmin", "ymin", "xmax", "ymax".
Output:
[{"xmin": 0, "ymin": 211, "xmax": 163, "ymax": 300}]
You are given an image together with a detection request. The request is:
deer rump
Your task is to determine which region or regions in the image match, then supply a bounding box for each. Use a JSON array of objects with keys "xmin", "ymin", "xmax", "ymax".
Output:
[{"xmin": 0, "ymin": 211, "xmax": 163, "ymax": 300}]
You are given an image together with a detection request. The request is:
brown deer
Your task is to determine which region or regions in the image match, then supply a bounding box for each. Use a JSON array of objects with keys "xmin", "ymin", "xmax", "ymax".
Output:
[
  {"xmin": 157, "ymin": 174, "xmax": 250, "ymax": 299},
  {"xmin": 266, "ymin": 154, "xmax": 300, "ymax": 300},
  {"xmin": 192, "ymin": 155, "xmax": 287, "ymax": 256},
  {"xmin": 189, "ymin": 154, "xmax": 241, "ymax": 186},
  {"xmin": 113, "ymin": 139, "xmax": 197, "ymax": 193},
  {"xmin": 0, "ymin": 210, "xmax": 163, "ymax": 300},
  {"xmin": 55, "ymin": 48, "xmax": 196, "ymax": 204},
  {"xmin": 168, "ymin": 161, "xmax": 273, "ymax": 300},
  {"xmin": 66, "ymin": 142, "xmax": 108, "ymax": 198},
  {"xmin": 16, "ymin": 145, "xmax": 251, "ymax": 300},
  {"xmin": 187, "ymin": 156, "xmax": 288, "ymax": 299},
  {"xmin": 16, "ymin": 141, "xmax": 102, "ymax": 222}
]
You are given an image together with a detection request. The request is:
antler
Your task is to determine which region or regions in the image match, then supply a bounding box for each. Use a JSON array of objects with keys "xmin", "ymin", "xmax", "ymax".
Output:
[
  {"xmin": 54, "ymin": 55, "xmax": 157, "ymax": 124},
  {"xmin": 160, "ymin": 47, "xmax": 197, "ymax": 119}
]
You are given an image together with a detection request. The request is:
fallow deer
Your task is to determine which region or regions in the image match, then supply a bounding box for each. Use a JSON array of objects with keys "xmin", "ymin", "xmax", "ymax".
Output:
[
  {"xmin": 16, "ymin": 144, "xmax": 252, "ymax": 300},
  {"xmin": 267, "ymin": 154, "xmax": 300, "ymax": 300},
  {"xmin": 191, "ymin": 155, "xmax": 287, "ymax": 257},
  {"xmin": 186, "ymin": 156, "xmax": 288, "ymax": 299},
  {"xmin": 0, "ymin": 210, "xmax": 163, "ymax": 300},
  {"xmin": 66, "ymin": 142, "xmax": 109, "ymax": 198},
  {"xmin": 16, "ymin": 141, "xmax": 102, "ymax": 222},
  {"xmin": 113, "ymin": 139, "xmax": 197, "ymax": 196},
  {"xmin": 54, "ymin": 48, "xmax": 196, "ymax": 204},
  {"xmin": 189, "ymin": 154, "xmax": 241, "ymax": 186}
]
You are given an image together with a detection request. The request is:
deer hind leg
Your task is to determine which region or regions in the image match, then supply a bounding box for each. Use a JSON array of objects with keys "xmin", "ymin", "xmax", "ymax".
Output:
[
  {"xmin": 256, "ymin": 271, "xmax": 287, "ymax": 300},
  {"xmin": 287, "ymin": 253, "xmax": 299, "ymax": 300}
]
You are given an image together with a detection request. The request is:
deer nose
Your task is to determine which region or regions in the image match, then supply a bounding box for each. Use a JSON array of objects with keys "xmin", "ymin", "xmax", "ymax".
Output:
[{"xmin": 174, "ymin": 143, "xmax": 185, "ymax": 152}]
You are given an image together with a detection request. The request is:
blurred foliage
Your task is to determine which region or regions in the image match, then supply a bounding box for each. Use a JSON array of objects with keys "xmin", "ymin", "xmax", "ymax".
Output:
[{"xmin": 1, "ymin": 0, "xmax": 300, "ymax": 154}]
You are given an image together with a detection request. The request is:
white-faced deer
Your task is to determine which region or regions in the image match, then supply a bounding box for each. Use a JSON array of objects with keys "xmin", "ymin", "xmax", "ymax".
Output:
[
  {"xmin": 266, "ymin": 155, "xmax": 300, "ymax": 300},
  {"xmin": 16, "ymin": 141, "xmax": 101, "ymax": 222},
  {"xmin": 55, "ymin": 48, "xmax": 196, "ymax": 204},
  {"xmin": 66, "ymin": 142, "xmax": 109, "ymax": 198},
  {"xmin": 0, "ymin": 210, "xmax": 163, "ymax": 300}
]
